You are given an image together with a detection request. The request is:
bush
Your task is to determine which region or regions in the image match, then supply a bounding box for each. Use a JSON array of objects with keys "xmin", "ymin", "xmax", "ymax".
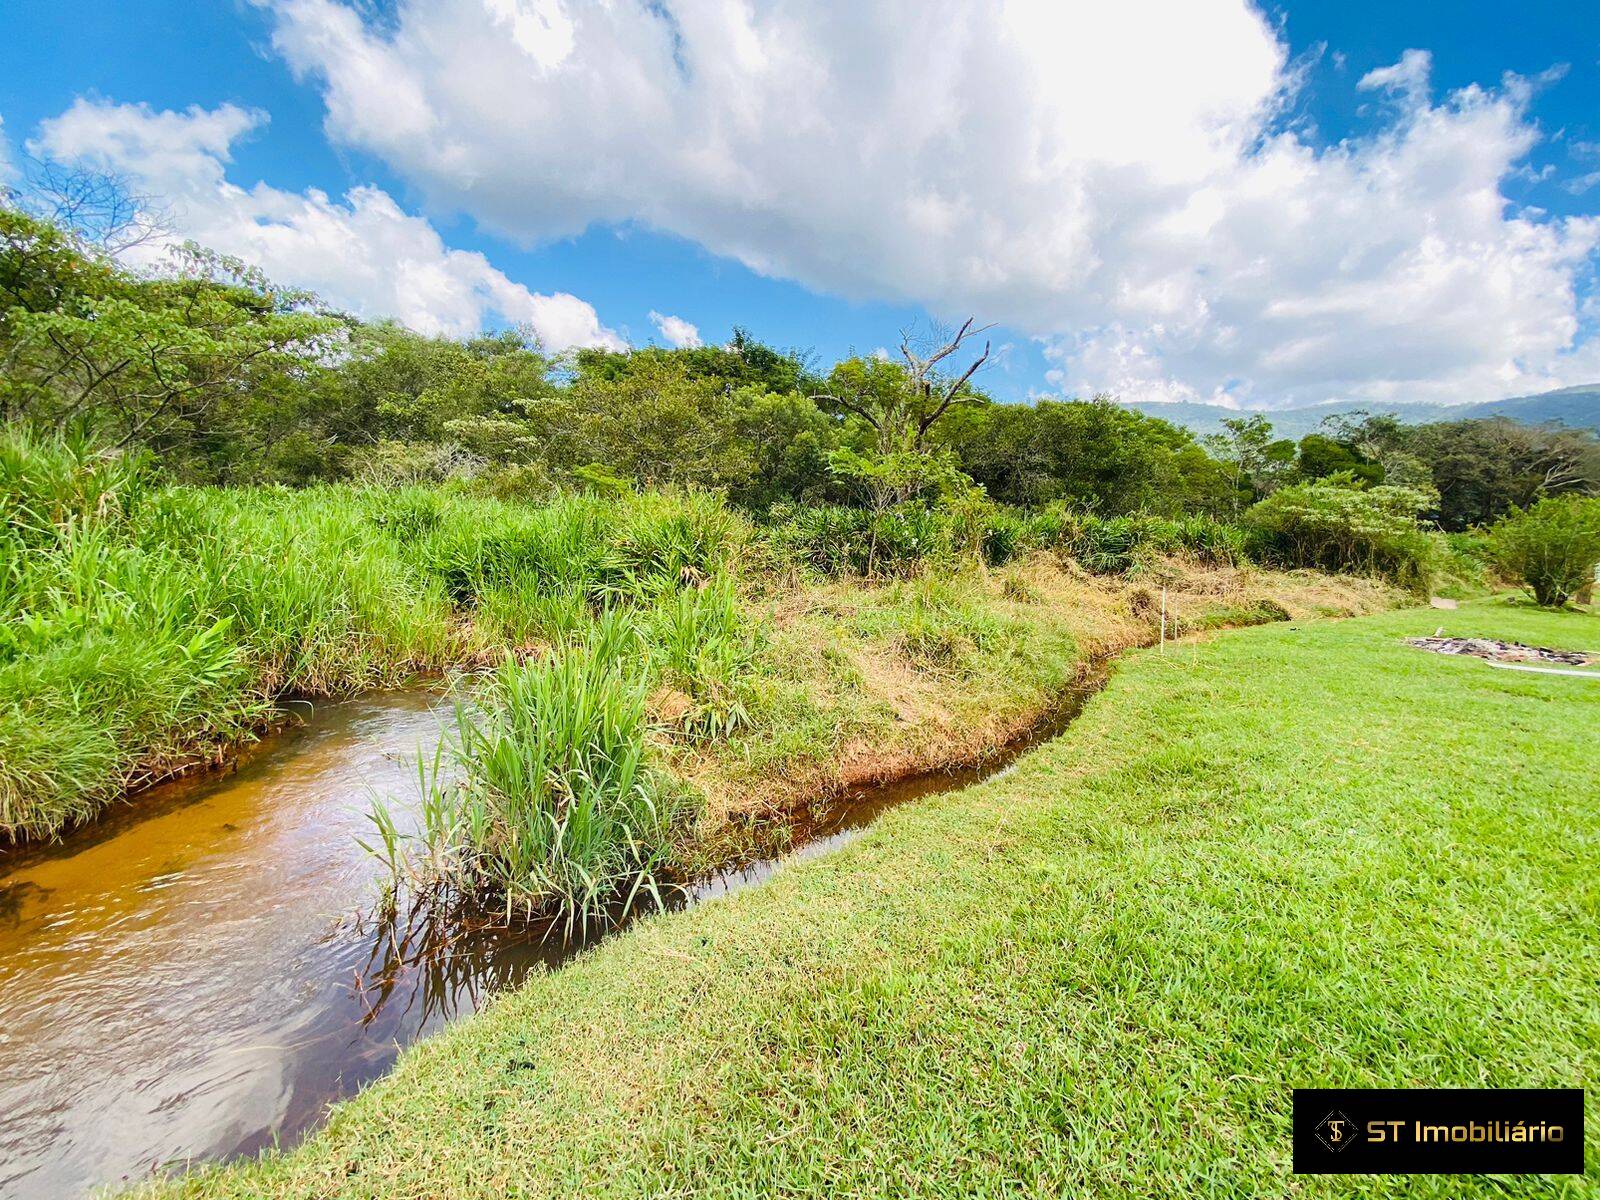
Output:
[
  {"xmin": 407, "ymin": 620, "xmax": 680, "ymax": 927},
  {"xmin": 1487, "ymin": 495, "xmax": 1600, "ymax": 607},
  {"xmin": 769, "ymin": 503, "xmax": 949, "ymax": 577},
  {"xmin": 1244, "ymin": 478, "xmax": 1438, "ymax": 592}
]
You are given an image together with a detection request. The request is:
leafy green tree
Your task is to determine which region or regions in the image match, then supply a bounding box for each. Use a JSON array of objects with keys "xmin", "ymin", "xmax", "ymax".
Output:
[
  {"xmin": 1295, "ymin": 433, "xmax": 1383, "ymax": 486},
  {"xmin": 0, "ymin": 209, "xmax": 339, "ymax": 462},
  {"xmin": 559, "ymin": 356, "xmax": 757, "ymax": 492},
  {"xmin": 1488, "ymin": 495, "xmax": 1600, "ymax": 607},
  {"xmin": 938, "ymin": 396, "xmax": 1233, "ymax": 514},
  {"xmin": 573, "ymin": 327, "xmax": 819, "ymax": 396},
  {"xmin": 1410, "ymin": 418, "xmax": 1598, "ymax": 530},
  {"xmin": 1321, "ymin": 411, "xmax": 1599, "ymax": 531},
  {"xmin": 1204, "ymin": 415, "xmax": 1296, "ymax": 511},
  {"xmin": 726, "ymin": 386, "xmax": 838, "ymax": 510}
]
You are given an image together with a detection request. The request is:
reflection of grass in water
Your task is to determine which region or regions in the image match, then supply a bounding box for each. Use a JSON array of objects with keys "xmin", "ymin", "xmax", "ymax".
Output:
[
  {"xmin": 349, "ymin": 890, "xmax": 556, "ymax": 1030},
  {"xmin": 0, "ymin": 880, "xmax": 48, "ymax": 929}
]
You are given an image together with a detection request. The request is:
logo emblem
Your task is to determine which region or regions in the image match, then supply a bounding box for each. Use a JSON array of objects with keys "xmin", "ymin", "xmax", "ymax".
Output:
[{"xmin": 1315, "ymin": 1110, "xmax": 1360, "ymax": 1153}]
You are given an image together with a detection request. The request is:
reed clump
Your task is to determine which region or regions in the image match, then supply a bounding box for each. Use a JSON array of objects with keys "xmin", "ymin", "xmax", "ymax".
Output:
[{"xmin": 389, "ymin": 612, "xmax": 683, "ymax": 929}]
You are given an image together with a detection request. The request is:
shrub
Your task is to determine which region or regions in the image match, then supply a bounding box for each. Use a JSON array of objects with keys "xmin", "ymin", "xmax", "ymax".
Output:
[
  {"xmin": 768, "ymin": 503, "xmax": 949, "ymax": 577},
  {"xmin": 601, "ymin": 489, "xmax": 752, "ymax": 599},
  {"xmin": 980, "ymin": 510, "xmax": 1029, "ymax": 566},
  {"xmin": 1244, "ymin": 477, "xmax": 1438, "ymax": 591},
  {"xmin": 1487, "ymin": 495, "xmax": 1600, "ymax": 607},
  {"xmin": 1019, "ymin": 507, "xmax": 1249, "ymax": 575}
]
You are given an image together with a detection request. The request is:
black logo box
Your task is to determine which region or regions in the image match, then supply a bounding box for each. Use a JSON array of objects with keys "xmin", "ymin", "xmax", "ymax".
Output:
[{"xmin": 1293, "ymin": 1088, "xmax": 1585, "ymax": 1175}]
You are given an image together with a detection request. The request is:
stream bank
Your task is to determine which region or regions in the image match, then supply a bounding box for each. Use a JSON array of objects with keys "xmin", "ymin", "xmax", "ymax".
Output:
[
  {"xmin": 0, "ymin": 667, "xmax": 1112, "ymax": 1199},
  {"xmin": 0, "ymin": 560, "xmax": 1402, "ymax": 1198}
]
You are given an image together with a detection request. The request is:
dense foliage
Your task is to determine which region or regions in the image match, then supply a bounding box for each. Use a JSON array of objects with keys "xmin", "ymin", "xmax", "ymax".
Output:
[
  {"xmin": 8, "ymin": 204, "xmax": 1592, "ymax": 533},
  {"xmin": 1244, "ymin": 477, "xmax": 1439, "ymax": 592}
]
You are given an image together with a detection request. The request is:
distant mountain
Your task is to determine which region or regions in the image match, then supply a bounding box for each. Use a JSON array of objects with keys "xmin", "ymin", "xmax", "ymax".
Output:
[{"xmin": 1119, "ymin": 383, "xmax": 1600, "ymax": 439}]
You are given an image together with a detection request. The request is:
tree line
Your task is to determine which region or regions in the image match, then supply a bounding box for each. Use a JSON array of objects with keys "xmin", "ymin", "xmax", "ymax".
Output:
[{"xmin": 3, "ymin": 202, "xmax": 1597, "ymax": 532}]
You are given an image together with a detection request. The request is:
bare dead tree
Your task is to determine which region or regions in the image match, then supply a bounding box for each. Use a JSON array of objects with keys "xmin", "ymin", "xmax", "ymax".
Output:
[
  {"xmin": 809, "ymin": 317, "xmax": 995, "ymax": 456},
  {"xmin": 899, "ymin": 317, "xmax": 994, "ymax": 448},
  {"xmin": 10, "ymin": 158, "xmax": 171, "ymax": 257}
]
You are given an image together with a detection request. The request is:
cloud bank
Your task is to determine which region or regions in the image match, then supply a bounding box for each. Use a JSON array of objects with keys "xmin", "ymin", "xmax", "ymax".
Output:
[
  {"xmin": 32, "ymin": 98, "xmax": 622, "ymax": 351},
  {"xmin": 259, "ymin": 0, "xmax": 1598, "ymax": 406}
]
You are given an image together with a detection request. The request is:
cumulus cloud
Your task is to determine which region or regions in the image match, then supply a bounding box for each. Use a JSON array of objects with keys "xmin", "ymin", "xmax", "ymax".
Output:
[
  {"xmin": 261, "ymin": 0, "xmax": 1600, "ymax": 407},
  {"xmin": 648, "ymin": 310, "xmax": 702, "ymax": 348},
  {"xmin": 31, "ymin": 98, "xmax": 622, "ymax": 350}
]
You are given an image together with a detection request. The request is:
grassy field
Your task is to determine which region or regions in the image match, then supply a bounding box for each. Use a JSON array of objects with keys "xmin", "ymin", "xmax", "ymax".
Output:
[{"xmin": 147, "ymin": 598, "xmax": 1599, "ymax": 1198}]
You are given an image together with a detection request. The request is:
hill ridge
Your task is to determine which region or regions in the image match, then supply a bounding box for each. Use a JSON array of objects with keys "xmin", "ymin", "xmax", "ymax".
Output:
[{"xmin": 1117, "ymin": 382, "xmax": 1600, "ymax": 438}]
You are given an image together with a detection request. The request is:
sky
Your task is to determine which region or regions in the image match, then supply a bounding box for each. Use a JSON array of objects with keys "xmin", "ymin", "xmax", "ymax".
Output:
[{"xmin": 2, "ymin": 0, "xmax": 1598, "ymax": 409}]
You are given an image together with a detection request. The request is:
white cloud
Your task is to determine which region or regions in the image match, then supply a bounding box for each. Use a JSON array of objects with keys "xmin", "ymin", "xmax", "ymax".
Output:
[
  {"xmin": 30, "ymin": 98, "xmax": 622, "ymax": 351},
  {"xmin": 648, "ymin": 310, "xmax": 702, "ymax": 348},
  {"xmin": 1357, "ymin": 48, "xmax": 1434, "ymax": 102},
  {"xmin": 260, "ymin": 0, "xmax": 1600, "ymax": 407}
]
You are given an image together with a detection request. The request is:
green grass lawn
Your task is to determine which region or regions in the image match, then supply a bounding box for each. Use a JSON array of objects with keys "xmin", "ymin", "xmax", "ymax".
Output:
[{"xmin": 149, "ymin": 599, "xmax": 1599, "ymax": 1199}]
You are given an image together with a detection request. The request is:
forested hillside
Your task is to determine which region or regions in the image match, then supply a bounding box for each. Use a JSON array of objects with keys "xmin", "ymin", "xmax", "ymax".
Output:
[{"xmin": 1122, "ymin": 382, "xmax": 1600, "ymax": 439}]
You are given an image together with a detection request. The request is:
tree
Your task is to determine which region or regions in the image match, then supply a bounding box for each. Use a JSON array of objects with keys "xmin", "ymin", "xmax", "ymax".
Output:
[
  {"xmin": 1411, "ymin": 418, "xmax": 1598, "ymax": 530},
  {"xmin": 572, "ymin": 328, "xmax": 820, "ymax": 397},
  {"xmin": 814, "ymin": 318, "xmax": 992, "ymax": 455},
  {"xmin": 1488, "ymin": 496, "xmax": 1600, "ymax": 607},
  {"xmin": 5, "ymin": 159, "xmax": 168, "ymax": 257},
  {"xmin": 726, "ymin": 386, "xmax": 838, "ymax": 510},
  {"xmin": 0, "ymin": 210, "xmax": 340, "ymax": 455},
  {"xmin": 936, "ymin": 396, "xmax": 1233, "ymax": 514},
  {"xmin": 1245, "ymin": 475, "xmax": 1438, "ymax": 590},
  {"xmin": 557, "ymin": 356, "xmax": 758, "ymax": 492},
  {"xmin": 1321, "ymin": 411, "xmax": 1600, "ymax": 530},
  {"xmin": 1295, "ymin": 433, "xmax": 1383, "ymax": 486},
  {"xmin": 1203, "ymin": 415, "xmax": 1295, "ymax": 511}
]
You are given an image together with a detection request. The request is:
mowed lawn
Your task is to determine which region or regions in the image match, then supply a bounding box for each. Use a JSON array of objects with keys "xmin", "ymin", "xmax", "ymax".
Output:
[{"xmin": 151, "ymin": 600, "xmax": 1599, "ymax": 1199}]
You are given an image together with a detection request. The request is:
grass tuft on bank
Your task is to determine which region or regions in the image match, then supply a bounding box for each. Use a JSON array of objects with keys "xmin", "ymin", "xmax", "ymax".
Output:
[{"xmin": 143, "ymin": 599, "xmax": 1599, "ymax": 1198}]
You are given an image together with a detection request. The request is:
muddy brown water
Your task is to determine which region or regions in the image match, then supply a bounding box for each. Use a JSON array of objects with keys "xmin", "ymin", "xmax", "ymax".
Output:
[{"xmin": 0, "ymin": 671, "xmax": 1106, "ymax": 1198}]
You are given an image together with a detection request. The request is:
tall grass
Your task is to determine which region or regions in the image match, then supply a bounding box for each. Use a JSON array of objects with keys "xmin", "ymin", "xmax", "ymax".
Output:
[
  {"xmin": 392, "ymin": 613, "xmax": 681, "ymax": 929},
  {"xmin": 0, "ymin": 426, "xmax": 749, "ymax": 842},
  {"xmin": 645, "ymin": 572, "xmax": 754, "ymax": 738},
  {"xmin": 767, "ymin": 499, "xmax": 1253, "ymax": 579}
]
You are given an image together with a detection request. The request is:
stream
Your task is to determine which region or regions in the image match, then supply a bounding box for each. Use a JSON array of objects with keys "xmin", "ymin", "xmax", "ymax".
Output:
[{"xmin": 0, "ymin": 673, "xmax": 1104, "ymax": 1198}]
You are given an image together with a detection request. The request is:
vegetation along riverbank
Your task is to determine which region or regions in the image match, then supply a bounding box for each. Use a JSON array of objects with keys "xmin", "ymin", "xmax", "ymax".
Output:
[
  {"xmin": 5, "ymin": 201, "xmax": 1597, "ymax": 928},
  {"xmin": 137, "ymin": 598, "xmax": 1600, "ymax": 1198},
  {"xmin": 0, "ymin": 426, "xmax": 1398, "ymax": 906}
]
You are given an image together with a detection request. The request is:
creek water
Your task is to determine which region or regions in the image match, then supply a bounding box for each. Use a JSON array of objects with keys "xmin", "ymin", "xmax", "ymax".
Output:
[{"xmin": 0, "ymin": 671, "xmax": 1104, "ymax": 1198}]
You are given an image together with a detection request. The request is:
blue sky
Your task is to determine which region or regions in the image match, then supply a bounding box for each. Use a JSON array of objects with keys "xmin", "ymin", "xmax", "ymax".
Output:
[{"xmin": 2, "ymin": 0, "xmax": 1598, "ymax": 407}]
